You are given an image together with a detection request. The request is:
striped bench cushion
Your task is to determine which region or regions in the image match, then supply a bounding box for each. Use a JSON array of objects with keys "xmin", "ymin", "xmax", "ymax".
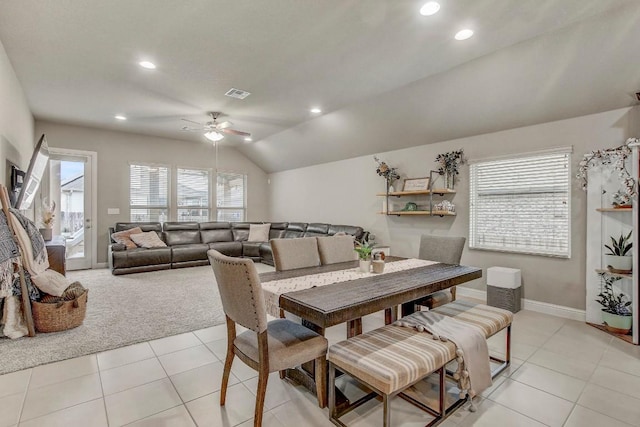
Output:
[
  {"xmin": 432, "ymin": 300, "xmax": 513, "ymax": 338},
  {"xmin": 328, "ymin": 324, "xmax": 456, "ymax": 395}
]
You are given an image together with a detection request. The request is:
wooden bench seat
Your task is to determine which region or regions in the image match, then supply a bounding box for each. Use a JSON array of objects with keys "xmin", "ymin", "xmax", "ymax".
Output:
[
  {"xmin": 328, "ymin": 324, "xmax": 464, "ymax": 427},
  {"xmin": 432, "ymin": 300, "xmax": 513, "ymax": 378}
]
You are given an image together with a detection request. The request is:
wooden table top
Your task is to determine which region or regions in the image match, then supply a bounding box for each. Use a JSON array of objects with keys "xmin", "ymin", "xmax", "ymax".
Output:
[{"xmin": 260, "ymin": 257, "xmax": 482, "ymax": 329}]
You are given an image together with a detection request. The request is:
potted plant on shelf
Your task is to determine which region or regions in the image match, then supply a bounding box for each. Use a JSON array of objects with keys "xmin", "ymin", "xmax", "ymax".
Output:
[
  {"xmin": 596, "ymin": 273, "xmax": 632, "ymax": 334},
  {"xmin": 354, "ymin": 241, "xmax": 375, "ymax": 273},
  {"xmin": 604, "ymin": 230, "xmax": 632, "ymax": 273}
]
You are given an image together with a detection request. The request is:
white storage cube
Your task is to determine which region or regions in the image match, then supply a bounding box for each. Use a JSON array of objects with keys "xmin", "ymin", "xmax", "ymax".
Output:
[
  {"xmin": 487, "ymin": 267, "xmax": 521, "ymax": 313},
  {"xmin": 487, "ymin": 267, "xmax": 521, "ymax": 289}
]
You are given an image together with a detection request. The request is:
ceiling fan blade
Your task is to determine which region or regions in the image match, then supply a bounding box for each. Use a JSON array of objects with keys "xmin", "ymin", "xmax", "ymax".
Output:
[
  {"xmin": 180, "ymin": 126, "xmax": 203, "ymax": 131},
  {"xmin": 216, "ymin": 120, "xmax": 233, "ymax": 129},
  {"xmin": 221, "ymin": 128, "xmax": 251, "ymax": 137},
  {"xmin": 181, "ymin": 118, "xmax": 202, "ymax": 125}
]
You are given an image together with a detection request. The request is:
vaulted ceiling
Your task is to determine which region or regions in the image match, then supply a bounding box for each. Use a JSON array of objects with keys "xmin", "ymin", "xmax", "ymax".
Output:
[{"xmin": 0, "ymin": 0, "xmax": 638, "ymax": 172}]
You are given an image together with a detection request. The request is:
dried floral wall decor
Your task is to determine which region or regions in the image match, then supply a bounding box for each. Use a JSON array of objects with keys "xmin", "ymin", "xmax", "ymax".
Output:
[{"xmin": 577, "ymin": 138, "xmax": 638, "ymax": 206}]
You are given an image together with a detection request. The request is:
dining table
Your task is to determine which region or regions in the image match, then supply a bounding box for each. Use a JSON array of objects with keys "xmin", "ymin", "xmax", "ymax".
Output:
[{"xmin": 258, "ymin": 256, "xmax": 482, "ymax": 408}]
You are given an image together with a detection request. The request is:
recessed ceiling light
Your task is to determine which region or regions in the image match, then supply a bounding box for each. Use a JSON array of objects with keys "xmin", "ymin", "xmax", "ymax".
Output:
[
  {"xmin": 138, "ymin": 61, "xmax": 156, "ymax": 69},
  {"xmin": 419, "ymin": 1, "xmax": 440, "ymax": 16},
  {"xmin": 310, "ymin": 108, "xmax": 322, "ymax": 114},
  {"xmin": 244, "ymin": 137, "xmax": 253, "ymax": 142},
  {"xmin": 455, "ymin": 29, "xmax": 474, "ymax": 41},
  {"xmin": 114, "ymin": 115, "xmax": 127, "ymax": 121}
]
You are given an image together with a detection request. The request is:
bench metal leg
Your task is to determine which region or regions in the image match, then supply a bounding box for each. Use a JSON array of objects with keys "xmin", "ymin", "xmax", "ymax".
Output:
[{"xmin": 488, "ymin": 324, "xmax": 511, "ymax": 378}]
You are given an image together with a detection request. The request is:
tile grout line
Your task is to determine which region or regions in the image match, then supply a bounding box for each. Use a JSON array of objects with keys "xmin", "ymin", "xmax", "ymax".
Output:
[{"xmin": 15, "ymin": 368, "xmax": 33, "ymax": 426}]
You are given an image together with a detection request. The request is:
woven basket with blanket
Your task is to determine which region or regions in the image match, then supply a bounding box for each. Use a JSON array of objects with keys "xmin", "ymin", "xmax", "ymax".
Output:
[{"xmin": 32, "ymin": 282, "xmax": 88, "ymax": 333}]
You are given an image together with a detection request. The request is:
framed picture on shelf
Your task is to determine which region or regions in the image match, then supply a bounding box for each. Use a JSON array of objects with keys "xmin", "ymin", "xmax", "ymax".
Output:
[{"xmin": 402, "ymin": 177, "xmax": 430, "ymax": 191}]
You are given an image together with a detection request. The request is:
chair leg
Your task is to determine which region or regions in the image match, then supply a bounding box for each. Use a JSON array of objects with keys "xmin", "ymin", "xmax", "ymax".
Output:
[
  {"xmin": 220, "ymin": 346, "xmax": 234, "ymax": 406},
  {"xmin": 450, "ymin": 286, "xmax": 457, "ymax": 301},
  {"xmin": 314, "ymin": 356, "xmax": 327, "ymax": 408},
  {"xmin": 254, "ymin": 367, "xmax": 269, "ymax": 427},
  {"xmin": 328, "ymin": 362, "xmax": 336, "ymax": 420}
]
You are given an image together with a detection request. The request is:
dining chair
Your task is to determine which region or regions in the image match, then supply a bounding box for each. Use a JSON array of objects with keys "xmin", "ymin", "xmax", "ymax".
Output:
[
  {"xmin": 416, "ymin": 235, "xmax": 466, "ymax": 309},
  {"xmin": 316, "ymin": 235, "xmax": 357, "ymax": 264},
  {"xmin": 270, "ymin": 236, "xmax": 321, "ymax": 271},
  {"xmin": 207, "ymin": 249, "xmax": 328, "ymax": 426}
]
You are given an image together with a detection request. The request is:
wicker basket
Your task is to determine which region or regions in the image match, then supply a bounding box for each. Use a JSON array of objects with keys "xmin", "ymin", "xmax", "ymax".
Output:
[{"xmin": 32, "ymin": 290, "xmax": 88, "ymax": 333}]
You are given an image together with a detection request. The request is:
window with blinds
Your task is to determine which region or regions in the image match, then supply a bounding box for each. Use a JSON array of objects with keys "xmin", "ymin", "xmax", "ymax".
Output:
[
  {"xmin": 217, "ymin": 172, "xmax": 246, "ymax": 221},
  {"xmin": 469, "ymin": 149, "xmax": 571, "ymax": 257},
  {"xmin": 177, "ymin": 168, "xmax": 210, "ymax": 222},
  {"xmin": 130, "ymin": 164, "xmax": 169, "ymax": 222}
]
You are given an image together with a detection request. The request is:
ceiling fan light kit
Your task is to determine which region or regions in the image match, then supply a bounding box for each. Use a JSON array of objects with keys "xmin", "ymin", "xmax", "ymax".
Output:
[
  {"xmin": 180, "ymin": 111, "xmax": 251, "ymax": 142},
  {"xmin": 204, "ymin": 131, "xmax": 225, "ymax": 142}
]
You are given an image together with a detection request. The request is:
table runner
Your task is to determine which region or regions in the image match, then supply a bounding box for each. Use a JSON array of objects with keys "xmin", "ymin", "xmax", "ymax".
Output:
[{"xmin": 261, "ymin": 258, "xmax": 437, "ymax": 318}]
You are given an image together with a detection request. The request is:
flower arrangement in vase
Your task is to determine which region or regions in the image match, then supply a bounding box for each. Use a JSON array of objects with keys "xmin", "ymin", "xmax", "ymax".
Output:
[
  {"xmin": 374, "ymin": 156, "xmax": 400, "ymax": 192},
  {"xmin": 435, "ymin": 149, "xmax": 465, "ymax": 190},
  {"xmin": 39, "ymin": 198, "xmax": 56, "ymax": 241}
]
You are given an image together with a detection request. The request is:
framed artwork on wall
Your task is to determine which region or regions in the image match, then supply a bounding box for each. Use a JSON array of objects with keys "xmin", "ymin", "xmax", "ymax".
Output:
[{"xmin": 402, "ymin": 177, "xmax": 430, "ymax": 191}]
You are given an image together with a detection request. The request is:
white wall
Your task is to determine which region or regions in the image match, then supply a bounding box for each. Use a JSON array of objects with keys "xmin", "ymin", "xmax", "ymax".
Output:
[
  {"xmin": 268, "ymin": 107, "xmax": 639, "ymax": 310},
  {"xmin": 35, "ymin": 121, "xmax": 270, "ymax": 263},
  {"xmin": 0, "ymin": 38, "xmax": 34, "ymax": 187}
]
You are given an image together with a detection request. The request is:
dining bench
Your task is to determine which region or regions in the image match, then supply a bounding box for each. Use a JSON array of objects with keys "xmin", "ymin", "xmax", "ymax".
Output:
[
  {"xmin": 328, "ymin": 323, "xmax": 465, "ymax": 427},
  {"xmin": 431, "ymin": 300, "xmax": 513, "ymax": 378}
]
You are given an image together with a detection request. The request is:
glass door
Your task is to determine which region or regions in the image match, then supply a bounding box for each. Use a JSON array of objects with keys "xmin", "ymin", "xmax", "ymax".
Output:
[{"xmin": 47, "ymin": 152, "xmax": 93, "ymax": 270}]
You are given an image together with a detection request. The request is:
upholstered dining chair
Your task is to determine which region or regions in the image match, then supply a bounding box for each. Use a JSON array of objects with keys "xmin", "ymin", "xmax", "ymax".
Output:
[
  {"xmin": 316, "ymin": 235, "xmax": 357, "ymax": 265},
  {"xmin": 207, "ymin": 250, "xmax": 328, "ymax": 426},
  {"xmin": 416, "ymin": 235, "xmax": 466, "ymax": 309},
  {"xmin": 271, "ymin": 236, "xmax": 321, "ymax": 271}
]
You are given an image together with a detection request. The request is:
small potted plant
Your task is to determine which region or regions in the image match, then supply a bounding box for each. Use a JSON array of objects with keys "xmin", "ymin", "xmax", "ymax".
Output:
[
  {"xmin": 604, "ymin": 230, "xmax": 632, "ymax": 273},
  {"xmin": 596, "ymin": 273, "xmax": 632, "ymax": 334},
  {"xmin": 354, "ymin": 241, "xmax": 375, "ymax": 273}
]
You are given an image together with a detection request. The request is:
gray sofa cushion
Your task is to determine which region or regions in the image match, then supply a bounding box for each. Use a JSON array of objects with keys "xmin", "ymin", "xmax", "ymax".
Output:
[
  {"xmin": 209, "ymin": 241, "xmax": 243, "ymax": 257},
  {"xmin": 304, "ymin": 223, "xmax": 330, "ymax": 237},
  {"xmin": 163, "ymin": 222, "xmax": 202, "ymax": 245},
  {"xmin": 200, "ymin": 222, "xmax": 233, "ymax": 243},
  {"xmin": 172, "ymin": 243, "xmax": 210, "ymax": 263},
  {"xmin": 112, "ymin": 247, "xmax": 171, "ymax": 269}
]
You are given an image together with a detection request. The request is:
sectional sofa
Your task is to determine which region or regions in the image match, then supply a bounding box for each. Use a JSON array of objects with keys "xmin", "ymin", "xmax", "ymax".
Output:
[{"xmin": 108, "ymin": 221, "xmax": 366, "ymax": 275}]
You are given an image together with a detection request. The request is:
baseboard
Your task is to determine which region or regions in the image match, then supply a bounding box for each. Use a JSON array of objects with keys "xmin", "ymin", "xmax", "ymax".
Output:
[
  {"xmin": 456, "ymin": 287, "xmax": 586, "ymax": 322},
  {"xmin": 92, "ymin": 262, "xmax": 109, "ymax": 269}
]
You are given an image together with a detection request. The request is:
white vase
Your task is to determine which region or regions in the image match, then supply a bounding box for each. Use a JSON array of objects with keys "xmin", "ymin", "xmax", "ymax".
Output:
[
  {"xmin": 604, "ymin": 254, "xmax": 632, "ymax": 272},
  {"xmin": 602, "ymin": 310, "xmax": 632, "ymax": 334},
  {"xmin": 359, "ymin": 260, "xmax": 371, "ymax": 273},
  {"xmin": 39, "ymin": 227, "xmax": 52, "ymax": 241}
]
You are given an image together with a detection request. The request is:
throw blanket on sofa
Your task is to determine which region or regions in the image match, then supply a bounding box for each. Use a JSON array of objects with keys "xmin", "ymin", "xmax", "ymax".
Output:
[{"xmin": 395, "ymin": 310, "xmax": 492, "ymax": 398}]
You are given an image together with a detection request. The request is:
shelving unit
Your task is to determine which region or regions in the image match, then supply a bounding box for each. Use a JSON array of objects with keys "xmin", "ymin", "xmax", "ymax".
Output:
[
  {"xmin": 377, "ymin": 171, "xmax": 457, "ymax": 217},
  {"xmin": 585, "ymin": 141, "xmax": 639, "ymax": 345}
]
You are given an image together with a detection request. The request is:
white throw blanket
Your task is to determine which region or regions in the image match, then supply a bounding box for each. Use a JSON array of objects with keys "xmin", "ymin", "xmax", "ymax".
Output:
[{"xmin": 395, "ymin": 311, "xmax": 492, "ymax": 399}]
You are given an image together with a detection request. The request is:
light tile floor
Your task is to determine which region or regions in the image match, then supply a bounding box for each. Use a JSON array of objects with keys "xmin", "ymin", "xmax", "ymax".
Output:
[{"xmin": 2, "ymin": 294, "xmax": 640, "ymax": 426}]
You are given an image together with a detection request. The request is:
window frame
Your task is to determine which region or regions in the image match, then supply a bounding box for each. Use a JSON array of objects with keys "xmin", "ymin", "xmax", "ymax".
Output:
[
  {"xmin": 129, "ymin": 162, "xmax": 171, "ymax": 223},
  {"xmin": 176, "ymin": 166, "xmax": 212, "ymax": 222},
  {"xmin": 469, "ymin": 147, "xmax": 572, "ymax": 258},
  {"xmin": 216, "ymin": 171, "xmax": 247, "ymax": 222}
]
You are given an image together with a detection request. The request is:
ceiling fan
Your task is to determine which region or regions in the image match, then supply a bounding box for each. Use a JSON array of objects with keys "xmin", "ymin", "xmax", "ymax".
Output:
[{"xmin": 180, "ymin": 112, "xmax": 251, "ymax": 142}]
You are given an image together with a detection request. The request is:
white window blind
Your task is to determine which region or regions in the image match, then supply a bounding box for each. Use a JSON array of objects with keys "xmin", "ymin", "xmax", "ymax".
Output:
[
  {"xmin": 130, "ymin": 164, "xmax": 169, "ymax": 222},
  {"xmin": 177, "ymin": 168, "xmax": 210, "ymax": 222},
  {"xmin": 469, "ymin": 150, "xmax": 571, "ymax": 257},
  {"xmin": 217, "ymin": 172, "xmax": 246, "ymax": 222}
]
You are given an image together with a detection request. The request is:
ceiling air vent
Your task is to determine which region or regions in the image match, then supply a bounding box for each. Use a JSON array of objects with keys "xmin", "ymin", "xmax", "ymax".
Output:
[{"xmin": 225, "ymin": 88, "xmax": 251, "ymax": 99}]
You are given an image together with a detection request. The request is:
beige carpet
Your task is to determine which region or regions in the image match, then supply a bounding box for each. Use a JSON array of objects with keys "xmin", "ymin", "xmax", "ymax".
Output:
[{"xmin": 0, "ymin": 266, "xmax": 226, "ymax": 375}]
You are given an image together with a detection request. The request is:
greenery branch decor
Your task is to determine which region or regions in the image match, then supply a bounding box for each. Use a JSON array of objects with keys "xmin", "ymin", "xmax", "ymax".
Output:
[
  {"xmin": 354, "ymin": 241, "xmax": 375, "ymax": 260},
  {"xmin": 435, "ymin": 149, "xmax": 465, "ymax": 176},
  {"xmin": 577, "ymin": 138, "xmax": 638, "ymax": 206}
]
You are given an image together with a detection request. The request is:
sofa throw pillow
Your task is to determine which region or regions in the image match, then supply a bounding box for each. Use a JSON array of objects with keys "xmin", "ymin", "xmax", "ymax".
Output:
[
  {"xmin": 112, "ymin": 227, "xmax": 143, "ymax": 249},
  {"xmin": 31, "ymin": 269, "xmax": 70, "ymax": 297},
  {"xmin": 130, "ymin": 231, "xmax": 167, "ymax": 248},
  {"xmin": 248, "ymin": 223, "xmax": 271, "ymax": 242}
]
